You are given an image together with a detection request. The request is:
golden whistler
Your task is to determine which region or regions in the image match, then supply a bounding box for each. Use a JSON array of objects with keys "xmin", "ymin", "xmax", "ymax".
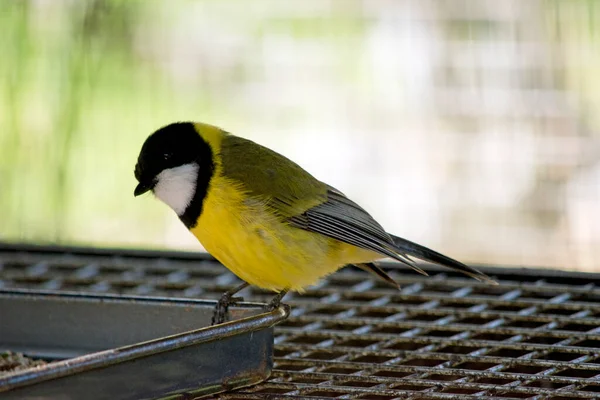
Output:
[{"xmin": 134, "ymin": 122, "xmax": 495, "ymax": 323}]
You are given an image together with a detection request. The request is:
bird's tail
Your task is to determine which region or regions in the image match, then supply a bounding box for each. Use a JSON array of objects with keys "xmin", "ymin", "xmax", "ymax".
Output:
[{"xmin": 388, "ymin": 233, "xmax": 497, "ymax": 285}]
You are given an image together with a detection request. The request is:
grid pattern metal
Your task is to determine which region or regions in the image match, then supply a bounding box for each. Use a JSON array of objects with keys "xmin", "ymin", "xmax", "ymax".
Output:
[{"xmin": 1, "ymin": 245, "xmax": 600, "ymax": 399}]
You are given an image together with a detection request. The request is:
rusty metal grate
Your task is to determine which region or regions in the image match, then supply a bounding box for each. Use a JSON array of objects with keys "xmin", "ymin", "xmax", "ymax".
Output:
[{"xmin": 1, "ymin": 244, "xmax": 600, "ymax": 399}]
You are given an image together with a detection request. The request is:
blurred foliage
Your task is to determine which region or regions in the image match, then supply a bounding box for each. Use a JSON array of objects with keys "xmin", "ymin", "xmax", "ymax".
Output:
[{"xmin": 0, "ymin": 0, "xmax": 212, "ymax": 246}]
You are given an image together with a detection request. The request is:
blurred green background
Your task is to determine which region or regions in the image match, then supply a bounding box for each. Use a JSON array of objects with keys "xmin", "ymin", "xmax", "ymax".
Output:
[{"xmin": 1, "ymin": 0, "xmax": 599, "ymax": 270}]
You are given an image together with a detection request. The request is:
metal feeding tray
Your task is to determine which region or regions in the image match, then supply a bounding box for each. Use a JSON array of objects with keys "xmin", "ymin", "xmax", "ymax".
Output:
[
  {"xmin": 0, "ymin": 289, "xmax": 289, "ymax": 400},
  {"xmin": 2, "ymin": 243, "xmax": 600, "ymax": 399}
]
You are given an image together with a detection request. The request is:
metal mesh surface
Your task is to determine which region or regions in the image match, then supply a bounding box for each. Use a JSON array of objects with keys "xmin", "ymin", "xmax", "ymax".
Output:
[{"xmin": 1, "ymin": 244, "xmax": 600, "ymax": 399}]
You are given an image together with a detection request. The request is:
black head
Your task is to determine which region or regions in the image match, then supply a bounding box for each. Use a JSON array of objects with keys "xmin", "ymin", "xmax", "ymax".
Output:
[
  {"xmin": 134, "ymin": 122, "xmax": 206, "ymax": 196},
  {"xmin": 134, "ymin": 122, "xmax": 215, "ymax": 228}
]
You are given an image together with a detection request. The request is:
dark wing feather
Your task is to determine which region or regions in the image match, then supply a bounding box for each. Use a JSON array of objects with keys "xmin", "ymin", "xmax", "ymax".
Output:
[
  {"xmin": 289, "ymin": 187, "xmax": 496, "ymax": 284},
  {"xmin": 289, "ymin": 187, "xmax": 428, "ymax": 275},
  {"xmin": 353, "ymin": 262, "xmax": 400, "ymax": 289},
  {"xmin": 388, "ymin": 234, "xmax": 498, "ymax": 285}
]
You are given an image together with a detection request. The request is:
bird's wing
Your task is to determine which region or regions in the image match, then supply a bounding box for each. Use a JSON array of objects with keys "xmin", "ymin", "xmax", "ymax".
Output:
[
  {"xmin": 219, "ymin": 135, "xmax": 417, "ymax": 268},
  {"xmin": 289, "ymin": 186, "xmax": 496, "ymax": 284},
  {"xmin": 288, "ymin": 186, "xmax": 426, "ymax": 274}
]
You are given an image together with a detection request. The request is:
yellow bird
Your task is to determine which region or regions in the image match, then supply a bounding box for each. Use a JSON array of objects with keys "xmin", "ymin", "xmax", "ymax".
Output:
[{"xmin": 134, "ymin": 122, "xmax": 495, "ymax": 323}]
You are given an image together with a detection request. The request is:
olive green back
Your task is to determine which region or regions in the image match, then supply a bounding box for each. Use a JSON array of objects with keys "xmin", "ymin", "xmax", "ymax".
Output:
[{"xmin": 219, "ymin": 134, "xmax": 328, "ymax": 218}]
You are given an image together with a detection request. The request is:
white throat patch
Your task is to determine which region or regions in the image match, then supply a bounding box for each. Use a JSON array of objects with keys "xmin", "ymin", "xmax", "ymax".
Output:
[{"xmin": 152, "ymin": 163, "xmax": 199, "ymax": 215}]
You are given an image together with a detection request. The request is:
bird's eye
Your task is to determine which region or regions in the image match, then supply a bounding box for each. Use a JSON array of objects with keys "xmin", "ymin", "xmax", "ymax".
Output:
[{"xmin": 163, "ymin": 152, "xmax": 172, "ymax": 161}]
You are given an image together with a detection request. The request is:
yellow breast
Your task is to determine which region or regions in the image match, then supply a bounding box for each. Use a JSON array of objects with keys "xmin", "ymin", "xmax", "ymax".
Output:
[{"xmin": 189, "ymin": 175, "xmax": 376, "ymax": 291}]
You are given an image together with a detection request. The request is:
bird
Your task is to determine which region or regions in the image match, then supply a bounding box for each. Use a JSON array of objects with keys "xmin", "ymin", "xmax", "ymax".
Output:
[{"xmin": 134, "ymin": 122, "xmax": 496, "ymax": 324}]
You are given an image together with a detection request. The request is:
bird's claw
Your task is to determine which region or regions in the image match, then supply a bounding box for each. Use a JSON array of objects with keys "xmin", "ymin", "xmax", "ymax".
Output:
[
  {"xmin": 263, "ymin": 289, "xmax": 289, "ymax": 313},
  {"xmin": 264, "ymin": 297, "xmax": 281, "ymax": 312},
  {"xmin": 211, "ymin": 294, "xmax": 244, "ymax": 325}
]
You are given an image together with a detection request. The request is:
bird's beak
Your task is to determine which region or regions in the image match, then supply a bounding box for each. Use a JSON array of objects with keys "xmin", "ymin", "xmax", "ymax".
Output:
[{"xmin": 134, "ymin": 181, "xmax": 153, "ymax": 197}]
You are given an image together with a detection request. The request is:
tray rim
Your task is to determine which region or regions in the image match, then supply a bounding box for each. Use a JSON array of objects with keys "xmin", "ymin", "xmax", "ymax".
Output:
[{"xmin": 0, "ymin": 288, "xmax": 289, "ymax": 393}]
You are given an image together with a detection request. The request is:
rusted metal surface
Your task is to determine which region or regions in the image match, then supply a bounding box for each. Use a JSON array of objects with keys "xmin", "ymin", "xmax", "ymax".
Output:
[{"xmin": 1, "ymin": 243, "xmax": 600, "ymax": 399}]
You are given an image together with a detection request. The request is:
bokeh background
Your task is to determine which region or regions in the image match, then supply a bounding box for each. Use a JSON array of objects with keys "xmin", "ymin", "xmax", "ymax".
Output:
[{"xmin": 1, "ymin": 0, "xmax": 599, "ymax": 271}]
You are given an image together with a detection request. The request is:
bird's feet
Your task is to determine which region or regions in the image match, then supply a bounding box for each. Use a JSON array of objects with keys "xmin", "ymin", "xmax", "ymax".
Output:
[
  {"xmin": 211, "ymin": 282, "xmax": 250, "ymax": 325},
  {"xmin": 263, "ymin": 289, "xmax": 289, "ymax": 312},
  {"xmin": 211, "ymin": 292, "xmax": 244, "ymax": 325}
]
